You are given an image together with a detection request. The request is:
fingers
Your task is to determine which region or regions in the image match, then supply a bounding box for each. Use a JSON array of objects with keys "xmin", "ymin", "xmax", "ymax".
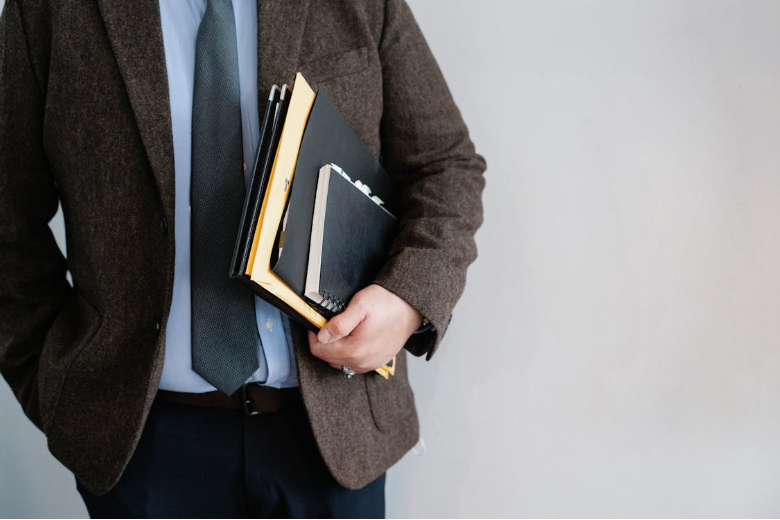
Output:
[
  {"xmin": 309, "ymin": 330, "xmax": 372, "ymax": 373},
  {"xmin": 309, "ymin": 329, "xmax": 348, "ymax": 366},
  {"xmin": 317, "ymin": 301, "xmax": 367, "ymax": 344}
]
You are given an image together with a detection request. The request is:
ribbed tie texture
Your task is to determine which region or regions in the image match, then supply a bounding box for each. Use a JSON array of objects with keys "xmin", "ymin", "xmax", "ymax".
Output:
[{"xmin": 190, "ymin": 0, "xmax": 259, "ymax": 395}]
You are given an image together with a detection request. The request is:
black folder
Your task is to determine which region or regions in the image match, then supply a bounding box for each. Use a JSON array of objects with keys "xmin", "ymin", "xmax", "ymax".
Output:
[
  {"xmin": 272, "ymin": 90, "xmax": 396, "ymax": 296},
  {"xmin": 230, "ymin": 84, "xmax": 290, "ymax": 280}
]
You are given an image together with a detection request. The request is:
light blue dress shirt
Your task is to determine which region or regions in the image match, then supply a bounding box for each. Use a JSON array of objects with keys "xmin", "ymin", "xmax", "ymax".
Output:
[{"xmin": 157, "ymin": 0, "xmax": 298, "ymax": 392}]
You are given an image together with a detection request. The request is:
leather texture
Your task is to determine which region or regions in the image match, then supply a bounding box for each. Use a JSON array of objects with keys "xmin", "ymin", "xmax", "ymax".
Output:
[
  {"xmin": 156, "ymin": 385, "xmax": 302, "ymax": 414},
  {"xmin": 0, "ymin": 0, "xmax": 486, "ymax": 494}
]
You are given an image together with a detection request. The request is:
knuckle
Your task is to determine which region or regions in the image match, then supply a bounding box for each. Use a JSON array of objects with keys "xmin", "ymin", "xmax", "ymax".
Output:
[
  {"xmin": 352, "ymin": 343, "xmax": 369, "ymax": 359},
  {"xmin": 352, "ymin": 296, "xmax": 369, "ymax": 312},
  {"xmin": 332, "ymin": 318, "xmax": 354, "ymax": 337},
  {"xmin": 340, "ymin": 351, "xmax": 355, "ymax": 366},
  {"xmin": 346, "ymin": 358, "xmax": 369, "ymax": 373},
  {"xmin": 351, "ymin": 303, "xmax": 367, "ymax": 318}
]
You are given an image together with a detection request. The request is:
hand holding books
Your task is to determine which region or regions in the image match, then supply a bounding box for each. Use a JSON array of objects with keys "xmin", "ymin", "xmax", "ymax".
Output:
[{"xmin": 308, "ymin": 284, "xmax": 424, "ymax": 376}]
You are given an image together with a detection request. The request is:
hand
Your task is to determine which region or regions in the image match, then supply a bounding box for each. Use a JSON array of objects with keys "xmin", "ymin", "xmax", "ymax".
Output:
[{"xmin": 308, "ymin": 284, "xmax": 423, "ymax": 373}]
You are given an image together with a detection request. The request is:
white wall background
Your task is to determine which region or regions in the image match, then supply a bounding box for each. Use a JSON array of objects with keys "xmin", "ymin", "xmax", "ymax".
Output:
[{"xmin": 2, "ymin": 0, "xmax": 780, "ymax": 517}]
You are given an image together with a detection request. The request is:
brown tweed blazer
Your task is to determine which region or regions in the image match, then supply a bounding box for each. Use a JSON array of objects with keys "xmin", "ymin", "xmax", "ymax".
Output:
[{"xmin": 0, "ymin": 0, "xmax": 485, "ymax": 494}]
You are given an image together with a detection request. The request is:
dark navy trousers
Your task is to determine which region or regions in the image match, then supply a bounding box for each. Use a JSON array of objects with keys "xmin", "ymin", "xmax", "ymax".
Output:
[{"xmin": 76, "ymin": 393, "xmax": 385, "ymax": 518}]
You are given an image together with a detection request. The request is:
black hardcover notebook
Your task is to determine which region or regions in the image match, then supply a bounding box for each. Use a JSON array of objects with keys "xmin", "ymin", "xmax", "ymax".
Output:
[
  {"xmin": 230, "ymin": 84, "xmax": 291, "ymax": 279},
  {"xmin": 272, "ymin": 90, "xmax": 396, "ymax": 296},
  {"xmin": 304, "ymin": 164, "xmax": 398, "ymax": 316}
]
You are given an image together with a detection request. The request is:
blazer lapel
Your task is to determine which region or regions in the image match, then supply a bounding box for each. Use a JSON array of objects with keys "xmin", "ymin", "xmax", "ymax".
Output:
[
  {"xmin": 95, "ymin": 0, "xmax": 311, "ymax": 235},
  {"xmin": 96, "ymin": 0, "xmax": 175, "ymax": 216},
  {"xmin": 257, "ymin": 0, "xmax": 312, "ymax": 96}
]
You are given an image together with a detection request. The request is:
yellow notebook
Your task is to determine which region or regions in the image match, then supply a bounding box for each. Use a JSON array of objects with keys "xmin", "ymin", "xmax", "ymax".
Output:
[{"xmin": 247, "ymin": 73, "xmax": 326, "ymax": 328}]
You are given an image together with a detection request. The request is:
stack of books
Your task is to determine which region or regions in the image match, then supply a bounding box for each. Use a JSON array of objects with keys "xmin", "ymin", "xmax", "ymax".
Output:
[{"xmin": 230, "ymin": 73, "xmax": 397, "ymax": 378}]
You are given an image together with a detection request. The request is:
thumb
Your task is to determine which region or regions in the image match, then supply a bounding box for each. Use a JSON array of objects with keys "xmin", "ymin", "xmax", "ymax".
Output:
[{"xmin": 318, "ymin": 304, "xmax": 367, "ymax": 344}]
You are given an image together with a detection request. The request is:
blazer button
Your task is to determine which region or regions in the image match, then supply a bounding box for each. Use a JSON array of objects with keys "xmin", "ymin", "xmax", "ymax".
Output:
[
  {"xmin": 153, "ymin": 320, "xmax": 161, "ymax": 334},
  {"xmin": 160, "ymin": 216, "xmax": 168, "ymax": 234}
]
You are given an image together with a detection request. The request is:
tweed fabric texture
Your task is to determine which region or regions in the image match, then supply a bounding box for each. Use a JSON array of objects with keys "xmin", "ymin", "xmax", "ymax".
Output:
[
  {"xmin": 0, "ymin": 0, "xmax": 486, "ymax": 494},
  {"xmin": 189, "ymin": 0, "xmax": 260, "ymax": 396}
]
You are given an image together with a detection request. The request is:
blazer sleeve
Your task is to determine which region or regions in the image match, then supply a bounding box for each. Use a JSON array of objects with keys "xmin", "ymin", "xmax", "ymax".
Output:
[
  {"xmin": 372, "ymin": 0, "xmax": 486, "ymax": 360},
  {"xmin": 0, "ymin": 0, "xmax": 70, "ymax": 430}
]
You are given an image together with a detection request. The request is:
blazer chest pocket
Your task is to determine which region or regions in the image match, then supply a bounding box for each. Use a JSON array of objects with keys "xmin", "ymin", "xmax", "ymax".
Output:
[{"xmin": 299, "ymin": 46, "xmax": 370, "ymax": 85}]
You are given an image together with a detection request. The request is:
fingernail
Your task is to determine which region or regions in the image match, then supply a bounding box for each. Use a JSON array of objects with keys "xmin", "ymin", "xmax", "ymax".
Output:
[{"xmin": 318, "ymin": 329, "xmax": 331, "ymax": 343}]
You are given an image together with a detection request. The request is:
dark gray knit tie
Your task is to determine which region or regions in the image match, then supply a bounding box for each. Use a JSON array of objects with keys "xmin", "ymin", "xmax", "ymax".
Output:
[{"xmin": 191, "ymin": 0, "xmax": 259, "ymax": 395}]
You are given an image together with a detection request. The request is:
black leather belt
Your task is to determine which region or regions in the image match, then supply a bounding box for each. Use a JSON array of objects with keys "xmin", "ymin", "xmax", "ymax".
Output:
[{"xmin": 156, "ymin": 384, "xmax": 302, "ymax": 417}]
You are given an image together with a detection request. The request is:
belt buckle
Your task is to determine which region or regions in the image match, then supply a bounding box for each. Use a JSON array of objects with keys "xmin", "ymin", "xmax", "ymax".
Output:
[{"xmin": 240, "ymin": 383, "xmax": 260, "ymax": 417}]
